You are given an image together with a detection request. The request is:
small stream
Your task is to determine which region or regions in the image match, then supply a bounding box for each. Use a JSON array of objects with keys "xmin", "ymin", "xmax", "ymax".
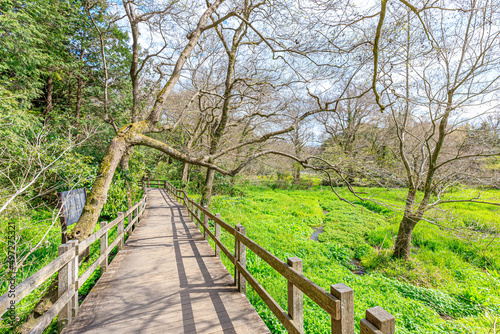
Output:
[
  {"xmin": 310, "ymin": 226, "xmax": 324, "ymax": 241},
  {"xmin": 310, "ymin": 208, "xmax": 367, "ymax": 275}
]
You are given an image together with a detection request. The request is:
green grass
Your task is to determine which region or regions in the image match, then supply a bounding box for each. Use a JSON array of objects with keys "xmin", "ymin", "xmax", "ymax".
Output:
[{"xmin": 198, "ymin": 185, "xmax": 500, "ymax": 333}]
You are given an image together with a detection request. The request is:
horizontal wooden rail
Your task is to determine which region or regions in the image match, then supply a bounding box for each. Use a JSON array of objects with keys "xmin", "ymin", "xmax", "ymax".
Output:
[
  {"xmin": 235, "ymin": 228, "xmax": 341, "ymax": 318},
  {"xmin": 162, "ymin": 180, "xmax": 396, "ymax": 334},
  {"xmin": 0, "ymin": 191, "xmax": 148, "ymax": 333},
  {"xmin": 28, "ymin": 283, "xmax": 76, "ymax": 334},
  {"xmin": 0, "ymin": 248, "xmax": 75, "ymax": 317}
]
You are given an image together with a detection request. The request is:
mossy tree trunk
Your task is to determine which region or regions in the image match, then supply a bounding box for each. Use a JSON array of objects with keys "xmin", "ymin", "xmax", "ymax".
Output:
[{"xmin": 201, "ymin": 167, "xmax": 215, "ymax": 206}]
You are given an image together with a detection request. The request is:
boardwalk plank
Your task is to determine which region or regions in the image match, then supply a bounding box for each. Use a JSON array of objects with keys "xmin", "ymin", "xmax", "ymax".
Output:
[{"xmin": 63, "ymin": 188, "xmax": 270, "ymax": 334}]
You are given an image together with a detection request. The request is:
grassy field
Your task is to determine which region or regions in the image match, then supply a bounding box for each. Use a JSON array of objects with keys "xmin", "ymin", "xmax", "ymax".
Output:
[{"xmin": 198, "ymin": 183, "xmax": 500, "ymax": 333}]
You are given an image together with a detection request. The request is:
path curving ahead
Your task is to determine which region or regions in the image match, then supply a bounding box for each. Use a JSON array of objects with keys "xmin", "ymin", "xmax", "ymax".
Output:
[{"xmin": 62, "ymin": 188, "xmax": 270, "ymax": 334}]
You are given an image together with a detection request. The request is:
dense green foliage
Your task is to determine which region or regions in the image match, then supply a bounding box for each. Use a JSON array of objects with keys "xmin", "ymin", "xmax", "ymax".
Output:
[{"xmin": 196, "ymin": 184, "xmax": 500, "ymax": 333}]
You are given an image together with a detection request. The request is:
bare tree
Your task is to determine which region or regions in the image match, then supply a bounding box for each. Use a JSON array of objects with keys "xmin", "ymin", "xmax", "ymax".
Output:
[{"xmin": 371, "ymin": 0, "xmax": 500, "ymax": 259}]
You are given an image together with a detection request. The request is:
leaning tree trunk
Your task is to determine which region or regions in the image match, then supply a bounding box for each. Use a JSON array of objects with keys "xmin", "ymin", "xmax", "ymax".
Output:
[
  {"xmin": 392, "ymin": 214, "xmax": 419, "ymax": 260},
  {"xmin": 69, "ymin": 127, "xmax": 131, "ymax": 240},
  {"xmin": 201, "ymin": 168, "xmax": 215, "ymax": 206}
]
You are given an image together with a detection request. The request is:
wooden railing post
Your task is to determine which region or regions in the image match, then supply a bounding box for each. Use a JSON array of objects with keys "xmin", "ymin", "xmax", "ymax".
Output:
[
  {"xmin": 164, "ymin": 180, "xmax": 167, "ymax": 188},
  {"xmin": 287, "ymin": 257, "xmax": 303, "ymax": 332},
  {"xmin": 215, "ymin": 213, "xmax": 221, "ymax": 258},
  {"xmin": 196, "ymin": 202, "xmax": 201, "ymax": 228},
  {"xmin": 203, "ymin": 206, "xmax": 209, "ymax": 240},
  {"xmin": 133, "ymin": 202, "xmax": 138, "ymax": 231},
  {"xmin": 100, "ymin": 221, "xmax": 108, "ymax": 273},
  {"xmin": 235, "ymin": 225, "xmax": 247, "ymax": 295},
  {"xmin": 193, "ymin": 201, "xmax": 197, "ymax": 222},
  {"xmin": 147, "ymin": 179, "xmax": 150, "ymax": 188},
  {"xmin": 360, "ymin": 306, "xmax": 395, "ymax": 334},
  {"xmin": 331, "ymin": 283, "xmax": 354, "ymax": 334},
  {"xmin": 57, "ymin": 242, "xmax": 77, "ymax": 332},
  {"xmin": 117, "ymin": 212, "xmax": 125, "ymax": 251},
  {"xmin": 68, "ymin": 240, "xmax": 79, "ymax": 318},
  {"xmin": 126, "ymin": 205, "xmax": 132, "ymax": 239}
]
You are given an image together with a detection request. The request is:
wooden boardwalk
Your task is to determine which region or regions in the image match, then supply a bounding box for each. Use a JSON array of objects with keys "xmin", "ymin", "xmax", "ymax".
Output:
[{"xmin": 62, "ymin": 188, "xmax": 270, "ymax": 334}]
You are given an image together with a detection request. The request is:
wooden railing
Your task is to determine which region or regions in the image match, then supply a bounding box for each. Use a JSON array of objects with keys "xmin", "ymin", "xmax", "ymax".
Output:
[
  {"xmin": 150, "ymin": 180, "xmax": 396, "ymax": 334},
  {"xmin": 0, "ymin": 192, "xmax": 148, "ymax": 334}
]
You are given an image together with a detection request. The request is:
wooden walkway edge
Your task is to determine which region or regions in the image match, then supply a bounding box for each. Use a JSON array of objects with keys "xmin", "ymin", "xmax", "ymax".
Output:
[{"xmin": 62, "ymin": 188, "xmax": 270, "ymax": 334}]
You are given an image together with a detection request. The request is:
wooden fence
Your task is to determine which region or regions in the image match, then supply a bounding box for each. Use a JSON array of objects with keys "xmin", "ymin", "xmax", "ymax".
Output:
[
  {"xmin": 146, "ymin": 180, "xmax": 396, "ymax": 334},
  {"xmin": 0, "ymin": 192, "xmax": 148, "ymax": 334}
]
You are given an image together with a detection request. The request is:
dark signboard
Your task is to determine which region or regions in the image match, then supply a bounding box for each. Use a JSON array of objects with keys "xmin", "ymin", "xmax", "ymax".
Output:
[{"xmin": 58, "ymin": 188, "xmax": 86, "ymax": 243}]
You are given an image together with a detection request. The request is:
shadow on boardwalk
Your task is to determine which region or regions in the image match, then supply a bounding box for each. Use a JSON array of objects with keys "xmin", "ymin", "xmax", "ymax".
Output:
[{"xmin": 63, "ymin": 188, "xmax": 270, "ymax": 334}]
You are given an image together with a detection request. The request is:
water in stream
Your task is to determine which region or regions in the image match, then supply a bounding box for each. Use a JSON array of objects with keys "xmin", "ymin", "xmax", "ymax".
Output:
[{"xmin": 310, "ymin": 226, "xmax": 324, "ymax": 241}]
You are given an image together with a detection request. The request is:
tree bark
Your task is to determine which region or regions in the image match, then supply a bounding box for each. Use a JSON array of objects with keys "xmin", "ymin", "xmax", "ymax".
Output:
[
  {"xmin": 120, "ymin": 146, "xmax": 134, "ymax": 207},
  {"xmin": 392, "ymin": 214, "xmax": 419, "ymax": 260},
  {"xmin": 181, "ymin": 161, "xmax": 189, "ymax": 184},
  {"xmin": 292, "ymin": 163, "xmax": 301, "ymax": 184},
  {"xmin": 201, "ymin": 168, "xmax": 215, "ymax": 206}
]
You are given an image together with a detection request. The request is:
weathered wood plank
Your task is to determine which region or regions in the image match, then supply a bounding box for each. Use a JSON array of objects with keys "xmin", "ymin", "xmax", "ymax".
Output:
[
  {"xmin": 29, "ymin": 283, "xmax": 76, "ymax": 334},
  {"xmin": 331, "ymin": 283, "xmax": 354, "ymax": 334},
  {"xmin": 288, "ymin": 257, "xmax": 304, "ymax": 332}
]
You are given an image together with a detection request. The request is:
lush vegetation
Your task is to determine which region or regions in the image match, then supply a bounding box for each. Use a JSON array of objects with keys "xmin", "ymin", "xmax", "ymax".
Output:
[{"xmin": 190, "ymin": 181, "xmax": 500, "ymax": 333}]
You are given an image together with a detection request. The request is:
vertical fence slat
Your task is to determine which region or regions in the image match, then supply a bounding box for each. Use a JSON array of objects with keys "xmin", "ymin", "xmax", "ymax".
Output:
[
  {"xmin": 117, "ymin": 212, "xmax": 125, "ymax": 251},
  {"xmin": 100, "ymin": 221, "xmax": 109, "ymax": 273},
  {"xmin": 360, "ymin": 306, "xmax": 395, "ymax": 334},
  {"xmin": 57, "ymin": 243, "xmax": 76, "ymax": 332},
  {"xmin": 126, "ymin": 205, "xmax": 132, "ymax": 239},
  {"xmin": 215, "ymin": 213, "xmax": 221, "ymax": 258},
  {"xmin": 331, "ymin": 283, "xmax": 354, "ymax": 334},
  {"xmin": 287, "ymin": 257, "xmax": 303, "ymax": 332},
  {"xmin": 203, "ymin": 206, "xmax": 209, "ymax": 240},
  {"xmin": 235, "ymin": 225, "xmax": 247, "ymax": 295},
  {"xmin": 68, "ymin": 240, "xmax": 79, "ymax": 318},
  {"xmin": 133, "ymin": 202, "xmax": 138, "ymax": 232}
]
